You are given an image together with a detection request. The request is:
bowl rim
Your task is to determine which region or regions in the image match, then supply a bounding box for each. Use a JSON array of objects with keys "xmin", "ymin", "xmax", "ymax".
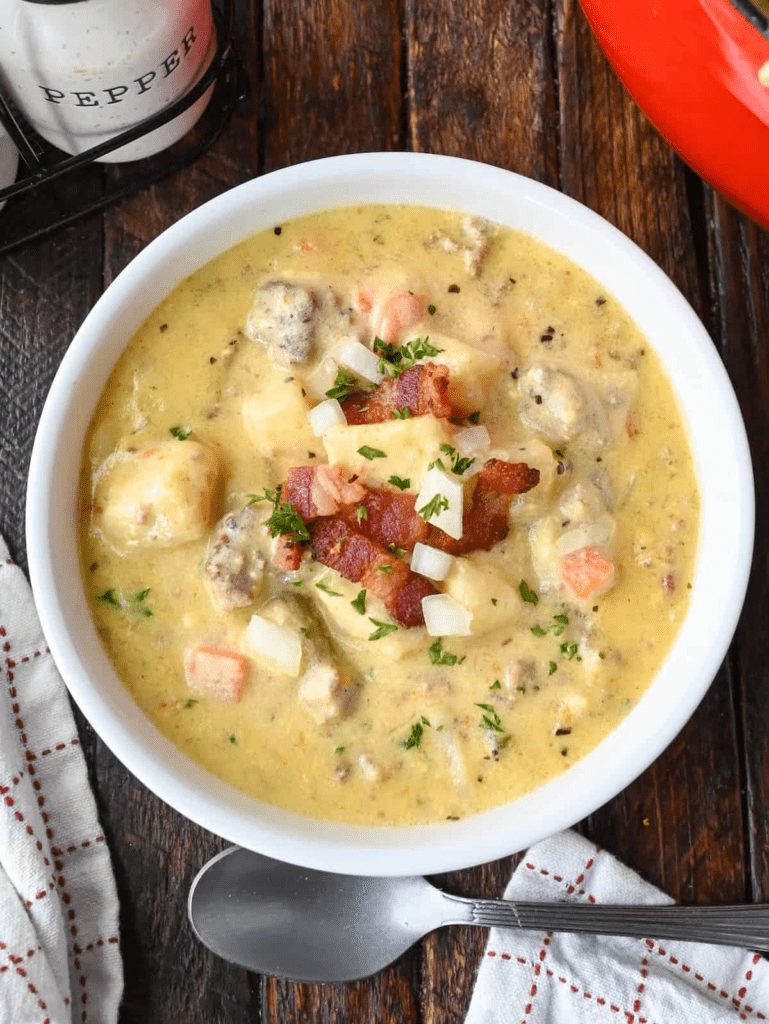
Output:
[{"xmin": 26, "ymin": 151, "xmax": 755, "ymax": 875}]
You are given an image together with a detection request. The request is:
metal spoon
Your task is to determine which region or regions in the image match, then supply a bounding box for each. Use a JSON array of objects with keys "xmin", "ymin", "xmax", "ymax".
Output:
[{"xmin": 188, "ymin": 846, "xmax": 769, "ymax": 983}]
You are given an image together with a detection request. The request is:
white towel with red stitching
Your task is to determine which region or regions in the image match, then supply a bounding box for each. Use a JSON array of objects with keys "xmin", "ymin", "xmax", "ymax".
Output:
[
  {"xmin": 0, "ymin": 536, "xmax": 122, "ymax": 1024},
  {"xmin": 465, "ymin": 831, "xmax": 769, "ymax": 1023}
]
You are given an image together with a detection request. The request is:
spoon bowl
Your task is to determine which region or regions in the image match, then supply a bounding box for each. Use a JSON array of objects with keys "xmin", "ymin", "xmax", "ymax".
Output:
[{"xmin": 188, "ymin": 846, "xmax": 445, "ymax": 982}]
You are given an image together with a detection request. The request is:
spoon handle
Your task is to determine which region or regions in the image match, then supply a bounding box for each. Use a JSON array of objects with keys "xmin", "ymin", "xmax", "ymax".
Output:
[{"xmin": 442, "ymin": 897, "xmax": 769, "ymax": 949}]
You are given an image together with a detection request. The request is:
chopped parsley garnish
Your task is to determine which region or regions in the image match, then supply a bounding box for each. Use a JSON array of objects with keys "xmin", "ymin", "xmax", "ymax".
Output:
[
  {"xmin": 554, "ymin": 449, "xmax": 564, "ymax": 458},
  {"xmin": 291, "ymin": 580, "xmax": 303, "ymax": 587},
  {"xmin": 358, "ymin": 445, "xmax": 386, "ymax": 461},
  {"xmin": 491, "ymin": 598, "xmax": 498, "ymax": 606},
  {"xmin": 550, "ymin": 624, "xmax": 565, "ymax": 637},
  {"xmin": 229, "ymin": 734, "xmax": 238, "ymax": 745},
  {"xmin": 468, "ymin": 410, "xmax": 481, "ymax": 424},
  {"xmin": 246, "ymin": 487, "xmax": 280, "ymax": 505},
  {"xmin": 389, "ymin": 475, "xmax": 411, "ymax": 491},
  {"xmin": 263, "ymin": 502, "xmax": 309, "ymax": 541},
  {"xmin": 519, "ymin": 579, "xmax": 539, "ymax": 605},
  {"xmin": 387, "ymin": 544, "xmax": 408, "ymax": 558},
  {"xmin": 598, "ymin": 650, "xmax": 605, "ymax": 659},
  {"xmin": 404, "ymin": 722, "xmax": 424, "ymax": 749},
  {"xmin": 377, "ymin": 564, "xmax": 393, "ymax": 575},
  {"xmin": 131, "ymin": 588, "xmax": 153, "ymax": 617},
  {"xmin": 326, "ymin": 367, "xmax": 356, "ymax": 401},
  {"xmin": 553, "ymin": 613, "xmax": 569, "ymax": 625},
  {"xmin": 334, "ymin": 745, "xmax": 345, "ymax": 755},
  {"xmin": 560, "ymin": 641, "xmax": 579, "ymax": 660},
  {"xmin": 368, "ymin": 618, "xmax": 398, "ymax": 641},
  {"xmin": 373, "ymin": 336, "xmax": 442, "ymax": 378},
  {"xmin": 392, "ymin": 406, "xmax": 411, "ymax": 419},
  {"xmin": 490, "ymin": 680, "xmax": 501, "ymax": 690},
  {"xmin": 475, "ymin": 703, "xmax": 504, "ymax": 733},
  {"xmin": 427, "ymin": 457, "xmax": 447, "ymax": 471},
  {"xmin": 421, "ymin": 715, "xmax": 432, "ymax": 726},
  {"xmin": 169, "ymin": 425, "xmax": 191, "ymax": 440},
  {"xmin": 308, "ymin": 451, "xmax": 317, "ymax": 459},
  {"xmin": 417, "ymin": 494, "xmax": 449, "ymax": 521},
  {"xmin": 548, "ymin": 661, "xmax": 557, "ymax": 676},
  {"xmin": 98, "ymin": 586, "xmax": 153, "ymax": 617},
  {"xmin": 351, "ymin": 589, "xmax": 367, "ymax": 615},
  {"xmin": 299, "ymin": 627, "xmax": 313, "ymax": 638},
  {"xmin": 428, "ymin": 304, "xmax": 437, "ymax": 316},
  {"xmin": 184, "ymin": 699, "xmax": 198, "ymax": 708},
  {"xmin": 355, "ymin": 504, "xmax": 368, "ymax": 524},
  {"xmin": 428, "ymin": 638, "xmax": 464, "ymax": 666},
  {"xmin": 531, "ymin": 626, "xmax": 547, "ymax": 636},
  {"xmin": 248, "ymin": 485, "xmax": 309, "ymax": 541},
  {"xmin": 316, "ymin": 577, "xmax": 343, "ymax": 597},
  {"xmin": 438, "ymin": 442, "xmax": 475, "ymax": 477},
  {"xmin": 451, "ymin": 455, "xmax": 475, "ymax": 476}
]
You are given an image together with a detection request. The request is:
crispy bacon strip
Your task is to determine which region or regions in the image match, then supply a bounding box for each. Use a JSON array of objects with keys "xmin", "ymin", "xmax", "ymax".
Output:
[
  {"xmin": 310, "ymin": 517, "xmax": 438, "ymax": 627},
  {"xmin": 474, "ymin": 458, "xmax": 540, "ymax": 495},
  {"xmin": 345, "ymin": 488, "xmax": 430, "ymax": 553},
  {"xmin": 284, "ymin": 465, "xmax": 366, "ymax": 522},
  {"xmin": 428, "ymin": 459, "xmax": 540, "ymax": 556},
  {"xmin": 341, "ymin": 363, "xmax": 451, "ymax": 424}
]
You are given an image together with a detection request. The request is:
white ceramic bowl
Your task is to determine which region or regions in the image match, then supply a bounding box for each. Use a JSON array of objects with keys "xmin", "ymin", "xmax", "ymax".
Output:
[{"xmin": 26, "ymin": 153, "xmax": 754, "ymax": 876}]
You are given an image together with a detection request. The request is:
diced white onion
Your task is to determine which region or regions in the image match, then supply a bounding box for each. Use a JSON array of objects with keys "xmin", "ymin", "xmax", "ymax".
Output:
[
  {"xmin": 553, "ymin": 515, "xmax": 615, "ymax": 558},
  {"xmin": 421, "ymin": 593, "xmax": 473, "ymax": 636},
  {"xmin": 415, "ymin": 466, "xmax": 463, "ymax": 540},
  {"xmin": 308, "ymin": 398, "xmax": 347, "ymax": 436},
  {"xmin": 246, "ymin": 614, "xmax": 303, "ymax": 676},
  {"xmin": 411, "ymin": 542, "xmax": 454, "ymax": 581},
  {"xmin": 307, "ymin": 356, "xmax": 340, "ymax": 398},
  {"xmin": 453, "ymin": 425, "xmax": 491, "ymax": 456},
  {"xmin": 337, "ymin": 339, "xmax": 384, "ymax": 384}
]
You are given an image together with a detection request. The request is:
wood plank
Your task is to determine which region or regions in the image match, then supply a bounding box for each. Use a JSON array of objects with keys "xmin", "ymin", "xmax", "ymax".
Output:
[
  {"xmin": 407, "ymin": 0, "xmax": 559, "ymax": 185},
  {"xmin": 556, "ymin": 0, "xmax": 746, "ymax": 903},
  {"xmin": 262, "ymin": 0, "xmax": 402, "ymax": 170},
  {"xmin": 258, "ymin": 0, "xmax": 408, "ymax": 1019},
  {"xmin": 705, "ymin": 194, "xmax": 769, "ymax": 900},
  {"xmin": 405, "ymin": 1, "xmax": 558, "ymax": 1018}
]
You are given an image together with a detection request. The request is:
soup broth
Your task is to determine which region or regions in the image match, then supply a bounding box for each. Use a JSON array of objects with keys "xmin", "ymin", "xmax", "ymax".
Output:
[{"xmin": 79, "ymin": 205, "xmax": 698, "ymax": 826}]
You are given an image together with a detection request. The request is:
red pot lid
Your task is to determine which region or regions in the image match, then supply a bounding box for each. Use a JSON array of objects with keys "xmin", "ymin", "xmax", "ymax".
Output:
[{"xmin": 579, "ymin": 0, "xmax": 769, "ymax": 227}]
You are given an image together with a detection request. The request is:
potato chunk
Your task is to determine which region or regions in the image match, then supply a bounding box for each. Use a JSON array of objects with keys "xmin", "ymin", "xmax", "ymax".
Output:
[
  {"xmin": 443, "ymin": 559, "xmax": 520, "ymax": 636},
  {"xmin": 96, "ymin": 440, "xmax": 220, "ymax": 552},
  {"xmin": 241, "ymin": 380, "xmax": 314, "ymax": 456},
  {"xmin": 322, "ymin": 416, "xmax": 453, "ymax": 490},
  {"xmin": 298, "ymin": 662, "xmax": 349, "ymax": 724}
]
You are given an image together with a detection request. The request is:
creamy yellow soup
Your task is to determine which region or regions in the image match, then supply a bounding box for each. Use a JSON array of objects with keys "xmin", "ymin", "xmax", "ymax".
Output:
[{"xmin": 79, "ymin": 205, "xmax": 698, "ymax": 826}]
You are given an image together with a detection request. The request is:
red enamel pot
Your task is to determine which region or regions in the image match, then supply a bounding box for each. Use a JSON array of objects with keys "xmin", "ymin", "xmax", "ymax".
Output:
[{"xmin": 579, "ymin": 0, "xmax": 769, "ymax": 228}]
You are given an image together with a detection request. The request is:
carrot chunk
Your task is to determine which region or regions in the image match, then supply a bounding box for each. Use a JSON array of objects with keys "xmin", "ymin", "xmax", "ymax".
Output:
[
  {"xmin": 184, "ymin": 646, "xmax": 250, "ymax": 703},
  {"xmin": 560, "ymin": 546, "xmax": 616, "ymax": 600}
]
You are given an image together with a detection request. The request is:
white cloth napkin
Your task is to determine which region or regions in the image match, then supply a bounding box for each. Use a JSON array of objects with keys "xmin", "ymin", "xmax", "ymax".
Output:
[
  {"xmin": 0, "ymin": 536, "xmax": 123, "ymax": 1024},
  {"xmin": 466, "ymin": 831, "xmax": 769, "ymax": 1023}
]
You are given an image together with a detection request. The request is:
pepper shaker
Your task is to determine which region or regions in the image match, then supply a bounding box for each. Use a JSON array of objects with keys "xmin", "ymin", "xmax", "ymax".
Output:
[{"xmin": 0, "ymin": 0, "xmax": 216, "ymax": 162}]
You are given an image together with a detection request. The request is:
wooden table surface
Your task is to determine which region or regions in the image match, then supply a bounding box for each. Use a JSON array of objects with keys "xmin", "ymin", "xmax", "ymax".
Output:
[{"xmin": 2, "ymin": 0, "xmax": 768, "ymax": 1020}]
